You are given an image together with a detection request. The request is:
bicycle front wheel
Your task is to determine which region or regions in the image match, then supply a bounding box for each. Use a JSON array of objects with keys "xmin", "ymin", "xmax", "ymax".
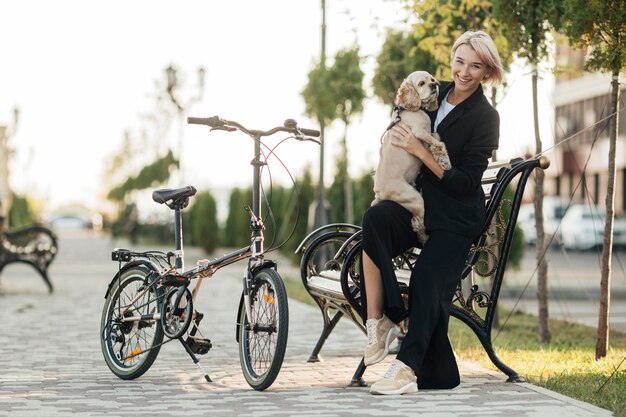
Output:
[
  {"xmin": 238, "ymin": 267, "xmax": 289, "ymax": 391},
  {"xmin": 100, "ymin": 266, "xmax": 164, "ymax": 379}
]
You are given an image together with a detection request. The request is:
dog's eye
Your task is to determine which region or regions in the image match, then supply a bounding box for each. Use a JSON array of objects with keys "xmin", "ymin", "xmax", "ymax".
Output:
[{"xmin": 418, "ymin": 81, "xmax": 425, "ymax": 86}]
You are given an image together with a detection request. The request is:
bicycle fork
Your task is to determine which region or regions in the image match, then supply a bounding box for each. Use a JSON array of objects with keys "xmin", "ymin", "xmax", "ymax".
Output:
[{"xmin": 243, "ymin": 207, "xmax": 265, "ymax": 325}]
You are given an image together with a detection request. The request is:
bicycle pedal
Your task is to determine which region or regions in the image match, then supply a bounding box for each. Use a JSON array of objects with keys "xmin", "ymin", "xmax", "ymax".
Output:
[
  {"xmin": 186, "ymin": 337, "xmax": 212, "ymax": 355},
  {"xmin": 162, "ymin": 274, "xmax": 189, "ymax": 287}
]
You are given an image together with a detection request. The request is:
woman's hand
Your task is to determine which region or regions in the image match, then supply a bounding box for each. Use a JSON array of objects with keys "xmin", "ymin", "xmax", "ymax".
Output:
[
  {"xmin": 390, "ymin": 122, "xmax": 447, "ymax": 180},
  {"xmin": 390, "ymin": 122, "xmax": 428, "ymax": 159}
]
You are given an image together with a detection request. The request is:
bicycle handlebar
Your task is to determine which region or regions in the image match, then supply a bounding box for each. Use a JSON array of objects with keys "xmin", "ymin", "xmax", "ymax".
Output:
[{"xmin": 187, "ymin": 115, "xmax": 320, "ymax": 141}]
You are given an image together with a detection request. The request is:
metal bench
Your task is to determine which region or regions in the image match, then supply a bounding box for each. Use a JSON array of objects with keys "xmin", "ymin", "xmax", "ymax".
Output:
[
  {"xmin": 0, "ymin": 223, "xmax": 58, "ymax": 292},
  {"xmin": 295, "ymin": 156, "xmax": 550, "ymax": 386}
]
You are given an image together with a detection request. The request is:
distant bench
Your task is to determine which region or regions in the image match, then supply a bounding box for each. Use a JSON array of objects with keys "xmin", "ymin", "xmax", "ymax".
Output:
[
  {"xmin": 0, "ymin": 223, "xmax": 58, "ymax": 292},
  {"xmin": 296, "ymin": 156, "xmax": 550, "ymax": 386}
]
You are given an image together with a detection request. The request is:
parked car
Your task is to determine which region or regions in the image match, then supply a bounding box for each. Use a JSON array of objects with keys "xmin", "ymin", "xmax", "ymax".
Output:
[
  {"xmin": 559, "ymin": 204, "xmax": 626, "ymax": 250},
  {"xmin": 517, "ymin": 197, "xmax": 567, "ymax": 246}
]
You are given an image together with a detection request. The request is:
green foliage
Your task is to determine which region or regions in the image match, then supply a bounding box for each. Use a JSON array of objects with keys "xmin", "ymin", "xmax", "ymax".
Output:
[
  {"xmin": 352, "ymin": 170, "xmax": 375, "ymax": 225},
  {"xmin": 557, "ymin": 0, "xmax": 626, "ymax": 75},
  {"xmin": 372, "ymin": 29, "xmax": 440, "ymax": 107},
  {"xmin": 189, "ymin": 190, "xmax": 219, "ymax": 254},
  {"xmin": 220, "ymin": 167, "xmax": 315, "ymax": 262},
  {"xmin": 107, "ymin": 150, "xmax": 179, "ymax": 202},
  {"xmin": 271, "ymin": 167, "xmax": 315, "ymax": 258},
  {"xmin": 327, "ymin": 46, "xmax": 366, "ymax": 124},
  {"xmin": 491, "ymin": 0, "xmax": 558, "ymax": 64},
  {"xmin": 8, "ymin": 192, "xmax": 37, "ymax": 228},
  {"xmin": 501, "ymin": 186, "xmax": 525, "ymax": 268},
  {"xmin": 302, "ymin": 46, "xmax": 366, "ymax": 127},
  {"xmin": 327, "ymin": 158, "xmax": 375, "ymax": 225},
  {"xmin": 222, "ymin": 187, "xmax": 252, "ymax": 248},
  {"xmin": 409, "ymin": 0, "xmax": 513, "ymax": 79},
  {"xmin": 327, "ymin": 153, "xmax": 348, "ymax": 223},
  {"xmin": 301, "ymin": 64, "xmax": 336, "ymax": 127}
]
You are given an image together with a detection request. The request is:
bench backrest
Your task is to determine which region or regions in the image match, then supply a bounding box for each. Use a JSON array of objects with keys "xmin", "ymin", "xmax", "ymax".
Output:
[{"xmin": 462, "ymin": 157, "xmax": 545, "ymax": 280}]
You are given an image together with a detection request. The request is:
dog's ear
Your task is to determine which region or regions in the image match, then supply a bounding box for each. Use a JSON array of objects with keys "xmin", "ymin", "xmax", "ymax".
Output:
[{"xmin": 395, "ymin": 81, "xmax": 421, "ymax": 111}]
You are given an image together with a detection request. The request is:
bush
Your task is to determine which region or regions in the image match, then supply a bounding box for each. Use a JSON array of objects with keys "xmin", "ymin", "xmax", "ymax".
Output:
[
  {"xmin": 8, "ymin": 192, "xmax": 37, "ymax": 227},
  {"xmin": 189, "ymin": 190, "xmax": 219, "ymax": 254}
]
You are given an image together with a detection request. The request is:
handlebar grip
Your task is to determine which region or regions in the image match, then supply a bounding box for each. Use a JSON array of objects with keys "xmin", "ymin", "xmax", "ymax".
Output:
[
  {"xmin": 299, "ymin": 128, "xmax": 320, "ymax": 137},
  {"xmin": 187, "ymin": 116, "xmax": 224, "ymax": 127}
]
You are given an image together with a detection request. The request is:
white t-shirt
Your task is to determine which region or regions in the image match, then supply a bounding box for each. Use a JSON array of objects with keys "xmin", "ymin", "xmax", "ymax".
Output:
[{"xmin": 434, "ymin": 91, "xmax": 456, "ymax": 133}]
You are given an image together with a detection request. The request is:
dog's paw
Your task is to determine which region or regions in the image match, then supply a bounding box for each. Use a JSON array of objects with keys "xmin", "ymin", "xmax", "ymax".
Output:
[
  {"xmin": 429, "ymin": 143, "xmax": 451, "ymax": 170},
  {"xmin": 410, "ymin": 216, "xmax": 427, "ymax": 240},
  {"xmin": 438, "ymin": 155, "xmax": 452, "ymax": 170},
  {"xmin": 411, "ymin": 218, "xmax": 429, "ymax": 244}
]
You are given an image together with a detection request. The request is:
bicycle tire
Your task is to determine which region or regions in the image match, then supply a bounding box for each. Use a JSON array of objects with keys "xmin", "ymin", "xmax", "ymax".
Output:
[
  {"xmin": 100, "ymin": 266, "xmax": 164, "ymax": 379},
  {"xmin": 238, "ymin": 267, "xmax": 288, "ymax": 391},
  {"xmin": 299, "ymin": 230, "xmax": 355, "ymax": 288}
]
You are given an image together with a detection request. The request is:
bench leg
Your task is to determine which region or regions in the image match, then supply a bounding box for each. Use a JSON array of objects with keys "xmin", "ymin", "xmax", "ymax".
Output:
[
  {"xmin": 39, "ymin": 270, "xmax": 54, "ymax": 293},
  {"xmin": 308, "ymin": 310, "xmax": 344, "ymax": 362},
  {"xmin": 482, "ymin": 340, "xmax": 524, "ymax": 382},
  {"xmin": 349, "ymin": 358, "xmax": 367, "ymax": 387}
]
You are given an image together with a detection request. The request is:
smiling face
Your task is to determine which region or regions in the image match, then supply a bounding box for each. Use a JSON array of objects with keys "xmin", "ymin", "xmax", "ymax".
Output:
[{"xmin": 450, "ymin": 44, "xmax": 491, "ymax": 99}]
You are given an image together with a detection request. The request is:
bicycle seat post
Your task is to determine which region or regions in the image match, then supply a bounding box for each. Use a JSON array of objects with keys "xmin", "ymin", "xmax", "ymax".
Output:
[{"xmin": 174, "ymin": 205, "xmax": 184, "ymax": 272}]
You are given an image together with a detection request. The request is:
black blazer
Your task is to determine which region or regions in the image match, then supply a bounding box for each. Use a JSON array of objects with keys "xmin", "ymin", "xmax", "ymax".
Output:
[{"xmin": 420, "ymin": 81, "xmax": 500, "ymax": 237}]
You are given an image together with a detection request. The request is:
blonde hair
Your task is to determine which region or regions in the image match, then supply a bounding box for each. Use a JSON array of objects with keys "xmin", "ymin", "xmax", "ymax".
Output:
[{"xmin": 451, "ymin": 31, "xmax": 504, "ymax": 86}]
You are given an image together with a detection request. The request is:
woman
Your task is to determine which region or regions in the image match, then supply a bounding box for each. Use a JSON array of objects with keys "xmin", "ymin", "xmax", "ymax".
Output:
[{"xmin": 361, "ymin": 30, "xmax": 504, "ymax": 395}]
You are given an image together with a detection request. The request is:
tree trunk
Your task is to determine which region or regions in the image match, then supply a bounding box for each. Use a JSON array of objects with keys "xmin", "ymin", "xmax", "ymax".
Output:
[
  {"xmin": 596, "ymin": 73, "xmax": 620, "ymax": 359},
  {"xmin": 532, "ymin": 64, "xmax": 551, "ymax": 343}
]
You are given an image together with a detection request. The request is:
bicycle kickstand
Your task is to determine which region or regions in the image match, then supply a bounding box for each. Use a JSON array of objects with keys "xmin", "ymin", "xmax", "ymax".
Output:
[{"xmin": 179, "ymin": 338, "xmax": 212, "ymax": 383}]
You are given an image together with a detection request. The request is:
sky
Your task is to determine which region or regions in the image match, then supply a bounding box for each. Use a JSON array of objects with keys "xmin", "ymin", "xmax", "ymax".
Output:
[{"xmin": 0, "ymin": 0, "xmax": 555, "ymax": 215}]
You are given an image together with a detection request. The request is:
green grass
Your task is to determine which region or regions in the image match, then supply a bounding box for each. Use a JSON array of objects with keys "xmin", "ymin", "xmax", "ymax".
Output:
[
  {"xmin": 449, "ymin": 309, "xmax": 626, "ymax": 416},
  {"xmin": 283, "ymin": 275, "xmax": 626, "ymax": 416}
]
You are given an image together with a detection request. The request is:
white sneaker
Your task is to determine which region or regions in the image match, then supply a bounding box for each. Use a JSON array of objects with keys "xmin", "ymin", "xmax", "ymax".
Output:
[
  {"xmin": 370, "ymin": 359, "xmax": 418, "ymax": 395},
  {"xmin": 364, "ymin": 315, "xmax": 400, "ymax": 366}
]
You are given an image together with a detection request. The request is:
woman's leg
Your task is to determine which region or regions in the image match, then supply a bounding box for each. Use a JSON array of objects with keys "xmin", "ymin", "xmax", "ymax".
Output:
[
  {"xmin": 361, "ymin": 201, "xmax": 418, "ymax": 323},
  {"xmin": 361, "ymin": 201, "xmax": 419, "ymax": 366},
  {"xmin": 363, "ymin": 251, "xmax": 383, "ymax": 320},
  {"xmin": 395, "ymin": 230, "xmax": 474, "ymax": 389}
]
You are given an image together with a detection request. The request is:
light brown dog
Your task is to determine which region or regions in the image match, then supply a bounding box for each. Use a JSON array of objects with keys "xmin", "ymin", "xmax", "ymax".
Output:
[{"xmin": 372, "ymin": 70, "xmax": 451, "ymax": 244}]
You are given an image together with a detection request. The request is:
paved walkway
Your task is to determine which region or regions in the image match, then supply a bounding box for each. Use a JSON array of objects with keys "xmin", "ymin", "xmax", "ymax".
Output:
[{"xmin": 0, "ymin": 231, "xmax": 613, "ymax": 416}]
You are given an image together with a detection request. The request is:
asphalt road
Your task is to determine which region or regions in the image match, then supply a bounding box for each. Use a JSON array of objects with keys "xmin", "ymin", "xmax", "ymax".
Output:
[{"xmin": 500, "ymin": 245, "xmax": 626, "ymax": 333}]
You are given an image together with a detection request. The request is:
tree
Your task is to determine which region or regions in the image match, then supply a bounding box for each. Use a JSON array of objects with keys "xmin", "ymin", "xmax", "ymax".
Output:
[
  {"xmin": 222, "ymin": 187, "xmax": 251, "ymax": 248},
  {"xmin": 326, "ymin": 46, "xmax": 366, "ymax": 224},
  {"xmin": 189, "ymin": 191, "xmax": 219, "ymax": 254},
  {"xmin": 557, "ymin": 0, "xmax": 626, "ymax": 359},
  {"xmin": 106, "ymin": 150, "xmax": 178, "ymax": 202},
  {"xmin": 302, "ymin": 62, "xmax": 336, "ymax": 229},
  {"xmin": 408, "ymin": 0, "xmax": 514, "ymax": 107},
  {"xmin": 352, "ymin": 169, "xmax": 376, "ymax": 224},
  {"xmin": 8, "ymin": 192, "xmax": 36, "ymax": 228},
  {"xmin": 492, "ymin": 0, "xmax": 560, "ymax": 343},
  {"xmin": 372, "ymin": 29, "xmax": 440, "ymax": 107}
]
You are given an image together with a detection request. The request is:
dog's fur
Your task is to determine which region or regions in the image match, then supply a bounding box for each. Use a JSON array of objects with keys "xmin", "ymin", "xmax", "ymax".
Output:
[{"xmin": 372, "ymin": 70, "xmax": 451, "ymax": 244}]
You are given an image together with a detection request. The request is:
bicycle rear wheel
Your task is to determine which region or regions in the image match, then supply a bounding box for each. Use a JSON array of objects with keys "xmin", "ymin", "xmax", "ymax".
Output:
[
  {"xmin": 238, "ymin": 267, "xmax": 288, "ymax": 390},
  {"xmin": 100, "ymin": 266, "xmax": 164, "ymax": 379}
]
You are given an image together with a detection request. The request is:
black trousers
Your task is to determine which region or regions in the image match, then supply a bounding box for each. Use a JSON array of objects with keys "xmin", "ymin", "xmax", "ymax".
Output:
[{"xmin": 361, "ymin": 200, "xmax": 474, "ymax": 389}]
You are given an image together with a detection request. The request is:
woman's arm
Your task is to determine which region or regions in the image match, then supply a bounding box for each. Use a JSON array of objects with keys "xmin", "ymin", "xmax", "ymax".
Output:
[
  {"xmin": 391, "ymin": 108, "xmax": 499, "ymax": 194},
  {"xmin": 390, "ymin": 123, "xmax": 446, "ymax": 179}
]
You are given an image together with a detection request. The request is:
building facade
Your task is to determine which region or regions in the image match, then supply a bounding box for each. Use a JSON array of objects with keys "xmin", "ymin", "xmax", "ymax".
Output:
[{"xmin": 549, "ymin": 42, "xmax": 626, "ymax": 215}]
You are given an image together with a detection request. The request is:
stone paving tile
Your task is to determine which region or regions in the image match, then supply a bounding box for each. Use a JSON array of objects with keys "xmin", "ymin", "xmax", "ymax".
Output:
[{"xmin": 0, "ymin": 233, "xmax": 614, "ymax": 416}]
